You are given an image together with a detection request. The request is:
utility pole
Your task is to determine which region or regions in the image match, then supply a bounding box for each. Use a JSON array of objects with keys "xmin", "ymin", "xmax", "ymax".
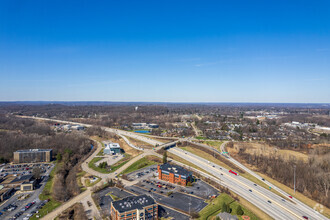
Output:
[{"xmin": 294, "ymin": 164, "xmax": 296, "ymax": 194}]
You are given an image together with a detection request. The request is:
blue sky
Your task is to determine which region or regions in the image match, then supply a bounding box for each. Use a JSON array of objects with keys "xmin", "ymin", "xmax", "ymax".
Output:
[{"xmin": 0, "ymin": 0, "xmax": 329, "ymax": 103}]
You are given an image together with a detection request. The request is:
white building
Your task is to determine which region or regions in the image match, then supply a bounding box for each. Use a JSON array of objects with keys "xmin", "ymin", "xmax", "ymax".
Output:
[{"xmin": 103, "ymin": 142, "xmax": 121, "ymax": 155}]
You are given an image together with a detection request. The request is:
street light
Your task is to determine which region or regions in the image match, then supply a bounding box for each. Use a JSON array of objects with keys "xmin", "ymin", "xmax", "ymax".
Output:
[{"xmin": 293, "ymin": 164, "xmax": 296, "ymax": 194}]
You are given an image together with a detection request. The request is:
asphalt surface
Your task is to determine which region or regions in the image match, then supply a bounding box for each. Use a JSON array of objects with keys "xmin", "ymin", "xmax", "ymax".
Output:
[
  {"xmin": 0, "ymin": 164, "xmax": 54, "ymax": 220},
  {"xmin": 22, "ymin": 116, "xmax": 327, "ymax": 220},
  {"xmin": 94, "ymin": 186, "xmax": 190, "ymax": 220}
]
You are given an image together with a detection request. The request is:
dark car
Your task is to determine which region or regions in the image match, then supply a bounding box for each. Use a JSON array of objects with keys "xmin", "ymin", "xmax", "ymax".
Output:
[
  {"xmin": 302, "ymin": 216, "xmax": 308, "ymax": 219},
  {"xmin": 267, "ymin": 200, "xmax": 272, "ymax": 204},
  {"xmin": 249, "ymin": 189, "xmax": 252, "ymax": 192},
  {"xmin": 254, "ymin": 184, "xmax": 257, "ymax": 186}
]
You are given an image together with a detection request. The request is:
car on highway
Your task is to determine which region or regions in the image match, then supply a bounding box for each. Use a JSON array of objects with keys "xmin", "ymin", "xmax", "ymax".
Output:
[
  {"xmin": 254, "ymin": 183, "xmax": 257, "ymax": 186},
  {"xmin": 267, "ymin": 200, "xmax": 272, "ymax": 204},
  {"xmin": 288, "ymin": 195, "xmax": 293, "ymax": 199},
  {"xmin": 302, "ymin": 216, "xmax": 309, "ymax": 219},
  {"xmin": 262, "ymin": 178, "xmax": 265, "ymax": 181},
  {"xmin": 229, "ymin": 170, "xmax": 238, "ymax": 176},
  {"xmin": 249, "ymin": 189, "xmax": 252, "ymax": 192}
]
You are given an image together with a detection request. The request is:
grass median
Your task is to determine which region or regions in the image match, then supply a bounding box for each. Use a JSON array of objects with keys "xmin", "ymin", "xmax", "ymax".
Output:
[
  {"xmin": 121, "ymin": 155, "xmax": 161, "ymax": 175},
  {"xmin": 199, "ymin": 193, "xmax": 261, "ymax": 220},
  {"xmin": 30, "ymin": 164, "xmax": 61, "ymax": 220}
]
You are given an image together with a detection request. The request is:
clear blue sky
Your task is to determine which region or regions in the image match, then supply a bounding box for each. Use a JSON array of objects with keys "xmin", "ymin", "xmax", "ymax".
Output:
[{"xmin": 1, "ymin": 0, "xmax": 329, "ymax": 103}]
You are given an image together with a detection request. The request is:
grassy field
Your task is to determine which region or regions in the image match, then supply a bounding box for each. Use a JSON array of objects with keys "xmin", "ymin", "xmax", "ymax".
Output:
[
  {"xmin": 166, "ymin": 152, "xmax": 215, "ymax": 177},
  {"xmin": 125, "ymin": 136, "xmax": 154, "ymax": 148},
  {"xmin": 76, "ymin": 171, "xmax": 87, "ymax": 191},
  {"xmin": 88, "ymin": 153, "xmax": 133, "ymax": 173},
  {"xmin": 199, "ymin": 193, "xmax": 260, "ymax": 220},
  {"xmin": 88, "ymin": 157, "xmax": 110, "ymax": 173},
  {"xmin": 201, "ymin": 140, "xmax": 224, "ymax": 149},
  {"xmin": 196, "ymin": 136, "xmax": 208, "ymax": 140},
  {"xmin": 30, "ymin": 164, "xmax": 62, "ymax": 220},
  {"xmin": 85, "ymin": 176, "xmax": 101, "ymax": 187},
  {"xmin": 231, "ymin": 142, "xmax": 308, "ymax": 162},
  {"xmin": 121, "ymin": 155, "xmax": 160, "ymax": 174},
  {"xmin": 180, "ymin": 146, "xmax": 285, "ymax": 198},
  {"xmin": 109, "ymin": 153, "xmax": 132, "ymax": 173},
  {"xmin": 97, "ymin": 142, "xmax": 105, "ymax": 156}
]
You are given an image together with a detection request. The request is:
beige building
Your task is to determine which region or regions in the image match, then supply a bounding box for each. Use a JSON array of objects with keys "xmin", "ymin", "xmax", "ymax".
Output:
[{"xmin": 13, "ymin": 149, "xmax": 52, "ymax": 163}]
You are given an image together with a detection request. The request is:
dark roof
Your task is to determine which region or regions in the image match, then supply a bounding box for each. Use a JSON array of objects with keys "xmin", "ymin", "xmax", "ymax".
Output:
[
  {"xmin": 11, "ymin": 175, "xmax": 33, "ymax": 183},
  {"xmin": 159, "ymin": 163, "xmax": 192, "ymax": 177},
  {"xmin": 15, "ymin": 149, "xmax": 52, "ymax": 153},
  {"xmin": 112, "ymin": 194, "xmax": 156, "ymax": 213}
]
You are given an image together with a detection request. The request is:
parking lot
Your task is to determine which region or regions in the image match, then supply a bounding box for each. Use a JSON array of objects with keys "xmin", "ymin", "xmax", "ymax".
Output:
[
  {"xmin": 0, "ymin": 163, "xmax": 52, "ymax": 177},
  {"xmin": 125, "ymin": 165, "xmax": 158, "ymax": 181},
  {"xmin": 124, "ymin": 164, "xmax": 218, "ymax": 199},
  {"xmin": 93, "ymin": 187, "xmax": 191, "ymax": 220},
  {"xmin": 94, "ymin": 154, "xmax": 124, "ymax": 166},
  {"xmin": 127, "ymin": 185, "xmax": 207, "ymax": 214},
  {"xmin": 0, "ymin": 164, "xmax": 54, "ymax": 220}
]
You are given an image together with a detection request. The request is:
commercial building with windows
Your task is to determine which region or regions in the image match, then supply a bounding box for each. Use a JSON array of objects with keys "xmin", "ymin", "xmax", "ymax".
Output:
[
  {"xmin": 110, "ymin": 194, "xmax": 158, "ymax": 220},
  {"xmin": 103, "ymin": 141, "xmax": 121, "ymax": 155},
  {"xmin": 13, "ymin": 149, "xmax": 52, "ymax": 163},
  {"xmin": 157, "ymin": 163, "xmax": 192, "ymax": 186}
]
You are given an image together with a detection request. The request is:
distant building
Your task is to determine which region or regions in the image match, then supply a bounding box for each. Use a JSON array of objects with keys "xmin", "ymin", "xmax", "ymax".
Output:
[
  {"xmin": 71, "ymin": 125, "xmax": 85, "ymax": 130},
  {"xmin": 13, "ymin": 149, "xmax": 52, "ymax": 163},
  {"xmin": 132, "ymin": 123, "xmax": 159, "ymax": 129},
  {"xmin": 148, "ymin": 124, "xmax": 159, "ymax": 128},
  {"xmin": 157, "ymin": 164, "xmax": 193, "ymax": 186},
  {"xmin": 103, "ymin": 142, "xmax": 121, "ymax": 155},
  {"xmin": 110, "ymin": 194, "xmax": 158, "ymax": 220}
]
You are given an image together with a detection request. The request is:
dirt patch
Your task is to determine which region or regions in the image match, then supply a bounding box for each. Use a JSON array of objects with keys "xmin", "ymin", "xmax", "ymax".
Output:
[
  {"xmin": 125, "ymin": 136, "xmax": 154, "ymax": 149},
  {"xmin": 116, "ymin": 137, "xmax": 141, "ymax": 157},
  {"xmin": 231, "ymin": 142, "xmax": 308, "ymax": 162}
]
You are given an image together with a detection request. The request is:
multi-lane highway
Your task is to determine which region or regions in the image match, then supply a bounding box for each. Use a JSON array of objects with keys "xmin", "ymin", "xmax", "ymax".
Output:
[{"xmin": 22, "ymin": 116, "xmax": 328, "ymax": 220}]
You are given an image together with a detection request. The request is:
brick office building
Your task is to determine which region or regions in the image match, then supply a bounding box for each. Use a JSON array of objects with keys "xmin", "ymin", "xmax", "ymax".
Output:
[
  {"xmin": 157, "ymin": 163, "xmax": 192, "ymax": 186},
  {"xmin": 110, "ymin": 194, "xmax": 158, "ymax": 220}
]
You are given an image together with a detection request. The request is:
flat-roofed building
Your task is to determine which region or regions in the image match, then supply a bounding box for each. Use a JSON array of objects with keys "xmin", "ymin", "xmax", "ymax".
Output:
[
  {"xmin": 0, "ymin": 186, "xmax": 15, "ymax": 202},
  {"xmin": 20, "ymin": 180, "xmax": 36, "ymax": 191},
  {"xmin": 103, "ymin": 141, "xmax": 121, "ymax": 155},
  {"xmin": 0, "ymin": 174, "xmax": 35, "ymax": 191},
  {"xmin": 157, "ymin": 163, "xmax": 192, "ymax": 186},
  {"xmin": 13, "ymin": 149, "xmax": 52, "ymax": 163},
  {"xmin": 110, "ymin": 194, "xmax": 158, "ymax": 220}
]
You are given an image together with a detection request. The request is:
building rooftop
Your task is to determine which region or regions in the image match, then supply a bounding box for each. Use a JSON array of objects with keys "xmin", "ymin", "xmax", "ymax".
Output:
[
  {"xmin": 112, "ymin": 194, "xmax": 156, "ymax": 213},
  {"xmin": 159, "ymin": 163, "xmax": 192, "ymax": 177},
  {"xmin": 15, "ymin": 149, "xmax": 52, "ymax": 153},
  {"xmin": 104, "ymin": 142, "xmax": 120, "ymax": 149},
  {"xmin": 0, "ymin": 174, "xmax": 33, "ymax": 185}
]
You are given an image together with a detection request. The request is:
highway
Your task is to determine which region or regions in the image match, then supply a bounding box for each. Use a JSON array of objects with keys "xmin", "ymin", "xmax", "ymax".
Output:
[
  {"xmin": 22, "ymin": 116, "xmax": 328, "ymax": 220},
  {"xmin": 218, "ymin": 142, "xmax": 328, "ymax": 220}
]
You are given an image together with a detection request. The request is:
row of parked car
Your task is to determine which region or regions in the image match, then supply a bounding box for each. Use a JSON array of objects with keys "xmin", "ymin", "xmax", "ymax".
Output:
[
  {"xmin": 142, "ymin": 179, "xmax": 176, "ymax": 190},
  {"xmin": 0, "ymin": 163, "xmax": 51, "ymax": 176}
]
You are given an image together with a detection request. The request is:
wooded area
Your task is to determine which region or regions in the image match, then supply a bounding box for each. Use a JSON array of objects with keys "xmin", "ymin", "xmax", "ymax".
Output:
[{"xmin": 231, "ymin": 143, "xmax": 330, "ymax": 208}]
